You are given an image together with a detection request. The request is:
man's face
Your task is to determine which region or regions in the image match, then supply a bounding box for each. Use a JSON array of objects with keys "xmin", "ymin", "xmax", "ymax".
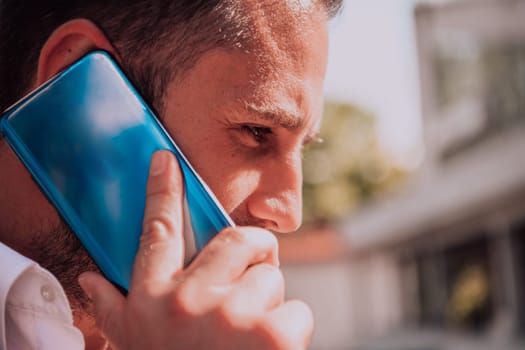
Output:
[
  {"xmin": 160, "ymin": 9, "xmax": 329, "ymax": 233},
  {"xmin": 0, "ymin": 2, "xmax": 328, "ymax": 307}
]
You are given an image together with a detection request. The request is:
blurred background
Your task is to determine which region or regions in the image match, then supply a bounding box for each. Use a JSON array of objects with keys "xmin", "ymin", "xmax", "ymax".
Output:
[{"xmin": 276, "ymin": 0, "xmax": 525, "ymax": 349}]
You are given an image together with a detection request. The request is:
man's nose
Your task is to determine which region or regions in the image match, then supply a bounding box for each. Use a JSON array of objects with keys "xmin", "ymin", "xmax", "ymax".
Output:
[{"xmin": 247, "ymin": 156, "xmax": 303, "ymax": 233}]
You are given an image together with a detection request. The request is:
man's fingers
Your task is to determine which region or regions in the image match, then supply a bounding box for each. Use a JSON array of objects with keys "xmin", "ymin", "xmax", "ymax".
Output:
[
  {"xmin": 131, "ymin": 150, "xmax": 185, "ymax": 292},
  {"xmin": 228, "ymin": 263, "xmax": 285, "ymax": 314},
  {"xmin": 257, "ymin": 300, "xmax": 314, "ymax": 350},
  {"xmin": 78, "ymin": 272, "xmax": 125, "ymax": 342},
  {"xmin": 187, "ymin": 227, "xmax": 279, "ymax": 284}
]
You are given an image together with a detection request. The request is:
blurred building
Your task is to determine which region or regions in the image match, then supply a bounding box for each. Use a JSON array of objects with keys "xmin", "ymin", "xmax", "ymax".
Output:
[{"xmin": 281, "ymin": 0, "xmax": 525, "ymax": 349}]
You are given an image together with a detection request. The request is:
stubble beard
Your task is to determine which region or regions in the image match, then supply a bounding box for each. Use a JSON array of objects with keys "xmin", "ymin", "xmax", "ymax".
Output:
[
  {"xmin": 29, "ymin": 221, "xmax": 99, "ymax": 319},
  {"xmin": 28, "ymin": 211, "xmax": 263, "ymax": 321}
]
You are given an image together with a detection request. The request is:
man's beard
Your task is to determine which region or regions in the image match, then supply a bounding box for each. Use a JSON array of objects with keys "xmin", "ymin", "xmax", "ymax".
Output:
[
  {"xmin": 29, "ymin": 221, "xmax": 99, "ymax": 318},
  {"xmin": 27, "ymin": 211, "xmax": 261, "ymax": 319}
]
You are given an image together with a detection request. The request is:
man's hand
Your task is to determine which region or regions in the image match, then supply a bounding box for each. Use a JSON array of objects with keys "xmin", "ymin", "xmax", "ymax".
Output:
[{"xmin": 78, "ymin": 150, "xmax": 313, "ymax": 349}]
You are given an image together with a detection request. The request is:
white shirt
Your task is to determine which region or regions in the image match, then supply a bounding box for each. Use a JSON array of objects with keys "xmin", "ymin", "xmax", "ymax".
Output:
[{"xmin": 0, "ymin": 242, "xmax": 84, "ymax": 350}]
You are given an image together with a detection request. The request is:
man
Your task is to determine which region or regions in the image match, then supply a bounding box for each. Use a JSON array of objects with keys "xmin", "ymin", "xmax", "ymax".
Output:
[{"xmin": 0, "ymin": 0, "xmax": 341, "ymax": 348}]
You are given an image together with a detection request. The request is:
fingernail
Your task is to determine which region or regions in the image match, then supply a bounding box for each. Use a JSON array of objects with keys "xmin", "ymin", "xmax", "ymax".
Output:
[
  {"xmin": 150, "ymin": 151, "xmax": 168, "ymax": 176},
  {"xmin": 78, "ymin": 274, "xmax": 92, "ymax": 300}
]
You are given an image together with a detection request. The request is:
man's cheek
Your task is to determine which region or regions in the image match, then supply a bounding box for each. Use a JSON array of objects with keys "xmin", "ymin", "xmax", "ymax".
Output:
[{"xmin": 217, "ymin": 169, "xmax": 261, "ymax": 214}]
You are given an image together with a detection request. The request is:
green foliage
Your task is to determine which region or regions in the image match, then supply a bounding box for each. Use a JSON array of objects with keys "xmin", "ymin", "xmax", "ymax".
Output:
[{"xmin": 302, "ymin": 101, "xmax": 407, "ymax": 224}]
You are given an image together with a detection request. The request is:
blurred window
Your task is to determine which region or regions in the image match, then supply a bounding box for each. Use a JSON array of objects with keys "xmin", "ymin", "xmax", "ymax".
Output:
[
  {"xmin": 511, "ymin": 219, "xmax": 525, "ymax": 335},
  {"xmin": 435, "ymin": 42, "xmax": 525, "ymax": 161},
  {"xmin": 443, "ymin": 237, "xmax": 493, "ymax": 331},
  {"xmin": 403, "ymin": 236, "xmax": 494, "ymax": 332}
]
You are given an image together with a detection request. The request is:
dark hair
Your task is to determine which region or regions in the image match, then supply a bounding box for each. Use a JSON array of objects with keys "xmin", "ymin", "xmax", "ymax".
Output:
[{"xmin": 0, "ymin": 0, "xmax": 342, "ymax": 113}]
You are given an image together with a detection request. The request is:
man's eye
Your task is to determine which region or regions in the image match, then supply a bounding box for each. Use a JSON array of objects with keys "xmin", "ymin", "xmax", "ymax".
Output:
[{"xmin": 240, "ymin": 125, "xmax": 273, "ymax": 144}]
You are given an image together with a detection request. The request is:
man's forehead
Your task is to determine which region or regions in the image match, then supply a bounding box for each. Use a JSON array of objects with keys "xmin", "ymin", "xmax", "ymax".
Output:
[
  {"xmin": 243, "ymin": 0, "xmax": 320, "ymax": 15},
  {"xmin": 238, "ymin": 0, "xmax": 326, "ymax": 54}
]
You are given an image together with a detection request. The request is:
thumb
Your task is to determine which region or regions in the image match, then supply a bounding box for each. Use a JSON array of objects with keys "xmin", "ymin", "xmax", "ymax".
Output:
[{"xmin": 78, "ymin": 272, "xmax": 125, "ymax": 340}]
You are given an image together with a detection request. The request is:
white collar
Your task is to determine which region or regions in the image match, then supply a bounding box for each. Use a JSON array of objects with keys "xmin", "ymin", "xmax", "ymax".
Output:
[{"xmin": 0, "ymin": 242, "xmax": 38, "ymax": 350}]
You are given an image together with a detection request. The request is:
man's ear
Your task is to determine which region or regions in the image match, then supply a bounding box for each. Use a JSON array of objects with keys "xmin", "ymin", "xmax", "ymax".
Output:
[{"xmin": 37, "ymin": 19, "xmax": 120, "ymax": 85}]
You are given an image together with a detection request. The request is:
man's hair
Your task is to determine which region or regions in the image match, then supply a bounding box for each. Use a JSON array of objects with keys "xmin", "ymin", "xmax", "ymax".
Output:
[{"xmin": 0, "ymin": 0, "xmax": 342, "ymax": 113}]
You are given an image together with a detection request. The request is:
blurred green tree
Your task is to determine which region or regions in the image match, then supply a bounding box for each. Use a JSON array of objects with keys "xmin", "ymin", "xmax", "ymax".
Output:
[{"xmin": 302, "ymin": 101, "xmax": 407, "ymax": 224}]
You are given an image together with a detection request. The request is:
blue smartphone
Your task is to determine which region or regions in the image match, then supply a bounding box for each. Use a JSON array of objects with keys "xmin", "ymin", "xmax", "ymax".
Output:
[{"xmin": 0, "ymin": 51, "xmax": 234, "ymax": 292}]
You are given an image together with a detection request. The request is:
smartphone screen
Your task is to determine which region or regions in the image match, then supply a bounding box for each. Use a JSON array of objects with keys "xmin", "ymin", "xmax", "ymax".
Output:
[{"xmin": 0, "ymin": 51, "xmax": 234, "ymax": 292}]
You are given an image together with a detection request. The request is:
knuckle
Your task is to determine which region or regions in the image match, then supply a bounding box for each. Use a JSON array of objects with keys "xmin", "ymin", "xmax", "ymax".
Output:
[
  {"xmin": 292, "ymin": 300, "xmax": 314, "ymax": 323},
  {"xmin": 169, "ymin": 279, "xmax": 199, "ymax": 318},
  {"xmin": 265, "ymin": 263, "xmax": 283, "ymax": 281},
  {"xmin": 264, "ymin": 229, "xmax": 279, "ymax": 247},
  {"xmin": 289, "ymin": 300, "xmax": 314, "ymax": 332},
  {"xmin": 272, "ymin": 267, "xmax": 285, "ymax": 291},
  {"xmin": 204, "ymin": 228, "xmax": 248, "ymax": 255},
  {"xmin": 218, "ymin": 226, "xmax": 278, "ymax": 249},
  {"xmin": 253, "ymin": 319, "xmax": 295, "ymax": 350},
  {"xmin": 252, "ymin": 301, "xmax": 313, "ymax": 350},
  {"xmin": 256, "ymin": 263, "xmax": 284, "ymax": 289},
  {"xmin": 302, "ymin": 302, "xmax": 314, "ymax": 324},
  {"xmin": 257, "ymin": 230, "xmax": 279, "ymax": 250},
  {"xmin": 142, "ymin": 214, "xmax": 177, "ymax": 243},
  {"xmin": 214, "ymin": 301, "xmax": 247, "ymax": 331},
  {"xmin": 217, "ymin": 227, "xmax": 247, "ymax": 245},
  {"xmin": 254, "ymin": 228, "xmax": 279, "ymax": 252}
]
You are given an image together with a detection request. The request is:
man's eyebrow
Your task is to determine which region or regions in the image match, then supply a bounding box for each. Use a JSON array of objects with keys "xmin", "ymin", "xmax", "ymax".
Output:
[{"xmin": 244, "ymin": 102, "xmax": 306, "ymax": 130}]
